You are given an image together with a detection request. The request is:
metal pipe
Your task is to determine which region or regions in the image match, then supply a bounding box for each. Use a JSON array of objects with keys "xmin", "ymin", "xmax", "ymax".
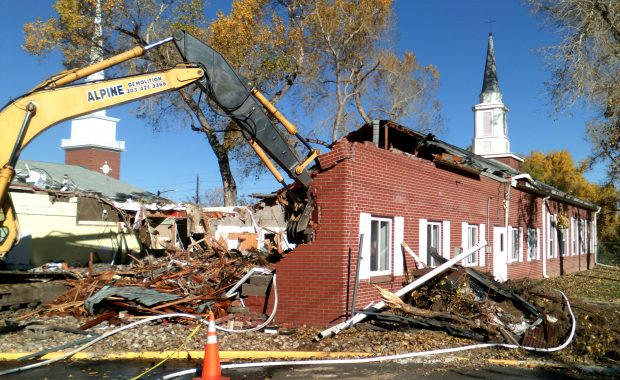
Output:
[
  {"xmin": 350, "ymin": 234, "xmax": 364, "ymax": 318},
  {"xmin": 1, "ymin": 103, "xmax": 36, "ymax": 205},
  {"xmin": 316, "ymin": 241, "xmax": 487, "ymax": 340},
  {"xmin": 51, "ymin": 36, "xmax": 173, "ymax": 88},
  {"xmin": 486, "ymin": 196, "xmax": 493, "ymax": 271},
  {"xmin": 8, "ymin": 102, "xmax": 36, "ymax": 167},
  {"xmin": 250, "ymin": 88, "xmax": 297, "ymax": 135}
]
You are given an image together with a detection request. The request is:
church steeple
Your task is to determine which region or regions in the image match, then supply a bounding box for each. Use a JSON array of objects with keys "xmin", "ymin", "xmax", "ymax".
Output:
[
  {"xmin": 472, "ymin": 33, "xmax": 510, "ymax": 157},
  {"xmin": 472, "ymin": 32, "xmax": 523, "ymax": 170},
  {"xmin": 480, "ymin": 33, "xmax": 502, "ymax": 104}
]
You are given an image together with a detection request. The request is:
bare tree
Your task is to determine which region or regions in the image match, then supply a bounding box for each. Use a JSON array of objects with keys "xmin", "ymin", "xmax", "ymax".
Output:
[{"xmin": 282, "ymin": 0, "xmax": 443, "ymax": 146}]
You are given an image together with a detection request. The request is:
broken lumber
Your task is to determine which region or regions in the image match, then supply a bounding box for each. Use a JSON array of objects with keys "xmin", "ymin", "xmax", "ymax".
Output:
[{"xmin": 316, "ymin": 241, "xmax": 487, "ymax": 341}]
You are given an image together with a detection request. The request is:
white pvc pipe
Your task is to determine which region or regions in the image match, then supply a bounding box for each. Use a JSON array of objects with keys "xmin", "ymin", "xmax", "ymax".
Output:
[
  {"xmin": 217, "ymin": 273, "xmax": 278, "ymax": 333},
  {"xmin": 163, "ymin": 290, "xmax": 576, "ymax": 380},
  {"xmin": 542, "ymin": 196, "xmax": 550, "ymax": 278},
  {"xmin": 317, "ymin": 241, "xmax": 487, "ymax": 340}
]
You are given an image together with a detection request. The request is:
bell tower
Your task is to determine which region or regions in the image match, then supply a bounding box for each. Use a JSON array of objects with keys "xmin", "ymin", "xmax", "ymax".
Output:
[
  {"xmin": 60, "ymin": 0, "xmax": 124, "ymax": 179},
  {"xmin": 472, "ymin": 33, "xmax": 522, "ymax": 170}
]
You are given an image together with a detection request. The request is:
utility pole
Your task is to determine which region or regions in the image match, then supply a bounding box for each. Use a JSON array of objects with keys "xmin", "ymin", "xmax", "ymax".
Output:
[{"xmin": 195, "ymin": 175, "xmax": 200, "ymax": 205}]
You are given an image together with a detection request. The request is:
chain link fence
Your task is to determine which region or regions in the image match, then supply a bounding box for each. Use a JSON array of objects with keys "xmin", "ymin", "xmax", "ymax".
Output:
[{"xmin": 597, "ymin": 242, "xmax": 620, "ymax": 267}]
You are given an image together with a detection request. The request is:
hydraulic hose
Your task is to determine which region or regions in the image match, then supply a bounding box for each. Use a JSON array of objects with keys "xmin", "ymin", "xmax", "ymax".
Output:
[{"xmin": 162, "ymin": 290, "xmax": 576, "ymax": 380}]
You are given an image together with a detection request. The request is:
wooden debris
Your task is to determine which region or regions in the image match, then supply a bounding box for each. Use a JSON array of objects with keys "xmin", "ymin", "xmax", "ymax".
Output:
[
  {"xmin": 39, "ymin": 245, "xmax": 274, "ymax": 322},
  {"xmin": 372, "ymin": 264, "xmax": 559, "ymax": 348}
]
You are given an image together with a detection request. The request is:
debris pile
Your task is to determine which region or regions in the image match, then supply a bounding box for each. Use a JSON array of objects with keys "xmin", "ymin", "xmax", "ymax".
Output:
[
  {"xmin": 343, "ymin": 252, "xmax": 570, "ymax": 349},
  {"xmin": 41, "ymin": 246, "xmax": 274, "ymax": 324}
]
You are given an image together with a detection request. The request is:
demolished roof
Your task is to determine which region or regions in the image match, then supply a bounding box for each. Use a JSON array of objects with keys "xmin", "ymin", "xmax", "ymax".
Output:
[
  {"xmin": 13, "ymin": 160, "xmax": 158, "ymax": 202},
  {"xmin": 346, "ymin": 120, "xmax": 598, "ymax": 211}
]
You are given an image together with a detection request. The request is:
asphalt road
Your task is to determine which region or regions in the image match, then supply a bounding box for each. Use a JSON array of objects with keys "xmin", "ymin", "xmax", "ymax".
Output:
[{"xmin": 0, "ymin": 360, "xmax": 615, "ymax": 380}]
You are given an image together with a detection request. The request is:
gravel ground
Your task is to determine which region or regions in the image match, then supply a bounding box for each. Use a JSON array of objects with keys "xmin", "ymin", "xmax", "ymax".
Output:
[{"xmin": 0, "ymin": 311, "xmax": 529, "ymax": 367}]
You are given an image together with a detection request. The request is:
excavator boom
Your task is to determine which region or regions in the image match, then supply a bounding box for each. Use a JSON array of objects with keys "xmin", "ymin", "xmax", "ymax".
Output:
[{"xmin": 0, "ymin": 30, "xmax": 317, "ymax": 256}]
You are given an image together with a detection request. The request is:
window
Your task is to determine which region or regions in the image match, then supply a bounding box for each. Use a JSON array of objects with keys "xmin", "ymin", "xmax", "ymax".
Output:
[
  {"xmin": 466, "ymin": 225, "xmax": 479, "ymax": 265},
  {"xmin": 359, "ymin": 213, "xmax": 403, "ymax": 279},
  {"xmin": 559, "ymin": 229, "xmax": 568, "ymax": 257},
  {"xmin": 528, "ymin": 228, "xmax": 537, "ymax": 259},
  {"xmin": 572, "ymin": 218, "xmax": 578, "ymax": 255},
  {"xmin": 370, "ymin": 217, "xmax": 391, "ymax": 274},
  {"xmin": 483, "ymin": 111, "xmax": 492, "ymax": 136},
  {"xmin": 588, "ymin": 220, "xmax": 595, "ymax": 253},
  {"xmin": 427, "ymin": 222, "xmax": 441, "ymax": 267},
  {"xmin": 548, "ymin": 215, "xmax": 556, "ymax": 258},
  {"xmin": 511, "ymin": 228, "xmax": 520, "ymax": 261},
  {"xmin": 579, "ymin": 220, "xmax": 586, "ymax": 255},
  {"xmin": 77, "ymin": 197, "xmax": 120, "ymax": 225}
]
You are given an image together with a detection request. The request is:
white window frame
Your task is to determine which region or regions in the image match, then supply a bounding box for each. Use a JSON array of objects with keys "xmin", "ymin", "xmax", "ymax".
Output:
[
  {"xmin": 527, "ymin": 227, "xmax": 538, "ymax": 261},
  {"xmin": 571, "ymin": 217, "xmax": 578, "ymax": 256},
  {"xmin": 461, "ymin": 222, "xmax": 485, "ymax": 267},
  {"xmin": 588, "ymin": 220, "xmax": 595, "ymax": 254},
  {"xmin": 369, "ymin": 217, "xmax": 392, "ymax": 276},
  {"xmin": 426, "ymin": 221, "xmax": 442, "ymax": 267},
  {"xmin": 466, "ymin": 224, "xmax": 479, "ymax": 265},
  {"xmin": 509, "ymin": 227, "xmax": 521, "ymax": 262},
  {"xmin": 579, "ymin": 219, "xmax": 586, "ymax": 255},
  {"xmin": 558, "ymin": 227, "xmax": 568, "ymax": 257},
  {"xmin": 548, "ymin": 214, "xmax": 557, "ymax": 259}
]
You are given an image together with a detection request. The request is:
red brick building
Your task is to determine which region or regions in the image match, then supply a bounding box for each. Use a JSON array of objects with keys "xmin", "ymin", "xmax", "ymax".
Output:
[
  {"xmin": 262, "ymin": 33, "xmax": 599, "ymax": 327},
  {"xmin": 270, "ymin": 121, "xmax": 598, "ymax": 326}
]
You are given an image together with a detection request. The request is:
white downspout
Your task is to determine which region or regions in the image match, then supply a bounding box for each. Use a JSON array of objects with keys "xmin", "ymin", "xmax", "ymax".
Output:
[{"xmin": 542, "ymin": 196, "xmax": 550, "ymax": 278}]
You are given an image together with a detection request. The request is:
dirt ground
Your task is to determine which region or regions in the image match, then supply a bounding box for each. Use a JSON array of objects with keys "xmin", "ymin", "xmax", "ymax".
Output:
[{"xmin": 511, "ymin": 265, "xmax": 620, "ymax": 366}]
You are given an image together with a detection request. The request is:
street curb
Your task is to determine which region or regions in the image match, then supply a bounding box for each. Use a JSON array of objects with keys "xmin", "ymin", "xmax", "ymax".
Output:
[
  {"xmin": 485, "ymin": 358, "xmax": 570, "ymax": 368},
  {"xmin": 0, "ymin": 350, "xmax": 373, "ymax": 361}
]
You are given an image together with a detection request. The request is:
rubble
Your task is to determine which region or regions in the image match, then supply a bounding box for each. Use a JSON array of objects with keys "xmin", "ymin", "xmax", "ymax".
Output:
[
  {"xmin": 0, "ymin": 240, "xmax": 616, "ymax": 372},
  {"xmin": 35, "ymin": 245, "xmax": 274, "ymax": 323}
]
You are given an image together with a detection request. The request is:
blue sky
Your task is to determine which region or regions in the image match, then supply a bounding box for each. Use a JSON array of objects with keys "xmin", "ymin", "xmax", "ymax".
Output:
[{"xmin": 0, "ymin": 1, "xmax": 605, "ymax": 203}]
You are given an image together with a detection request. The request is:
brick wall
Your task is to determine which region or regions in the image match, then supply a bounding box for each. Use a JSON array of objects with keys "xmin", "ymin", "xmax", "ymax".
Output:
[
  {"xmin": 250, "ymin": 139, "xmax": 596, "ymax": 327},
  {"xmin": 65, "ymin": 148, "xmax": 121, "ymax": 179}
]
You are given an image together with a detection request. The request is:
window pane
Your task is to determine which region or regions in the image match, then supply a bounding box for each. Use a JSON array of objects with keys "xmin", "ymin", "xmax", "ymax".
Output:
[
  {"xmin": 511, "ymin": 229, "xmax": 519, "ymax": 260},
  {"xmin": 379, "ymin": 221, "xmax": 389, "ymax": 271},
  {"xmin": 370, "ymin": 220, "xmax": 378, "ymax": 271},
  {"xmin": 467, "ymin": 225, "xmax": 478, "ymax": 264},
  {"xmin": 528, "ymin": 228, "xmax": 537, "ymax": 258},
  {"xmin": 370, "ymin": 218, "xmax": 391, "ymax": 273},
  {"xmin": 427, "ymin": 223, "xmax": 440, "ymax": 266}
]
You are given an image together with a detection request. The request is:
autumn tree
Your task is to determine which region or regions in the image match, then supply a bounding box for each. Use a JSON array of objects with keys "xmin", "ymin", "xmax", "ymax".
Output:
[
  {"xmin": 24, "ymin": 0, "xmax": 442, "ymax": 202},
  {"xmin": 522, "ymin": 149, "xmax": 619, "ymax": 241},
  {"xmin": 289, "ymin": 0, "xmax": 442, "ymax": 145},
  {"xmin": 23, "ymin": 0, "xmax": 298, "ymax": 206},
  {"xmin": 528, "ymin": 0, "xmax": 620, "ymax": 184}
]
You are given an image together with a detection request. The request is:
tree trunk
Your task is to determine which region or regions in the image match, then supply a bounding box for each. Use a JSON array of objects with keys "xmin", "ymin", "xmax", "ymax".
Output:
[
  {"xmin": 208, "ymin": 133, "xmax": 238, "ymax": 207},
  {"xmin": 180, "ymin": 92, "xmax": 238, "ymax": 206}
]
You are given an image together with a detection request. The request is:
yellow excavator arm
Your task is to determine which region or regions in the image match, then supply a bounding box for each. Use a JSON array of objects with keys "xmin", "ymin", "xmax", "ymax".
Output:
[
  {"xmin": 0, "ymin": 30, "xmax": 319, "ymax": 256},
  {"xmin": 0, "ymin": 37, "xmax": 203, "ymax": 254}
]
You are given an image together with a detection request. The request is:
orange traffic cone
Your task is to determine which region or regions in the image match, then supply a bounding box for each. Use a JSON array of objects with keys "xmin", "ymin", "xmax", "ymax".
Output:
[{"xmin": 194, "ymin": 313, "xmax": 230, "ymax": 380}]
